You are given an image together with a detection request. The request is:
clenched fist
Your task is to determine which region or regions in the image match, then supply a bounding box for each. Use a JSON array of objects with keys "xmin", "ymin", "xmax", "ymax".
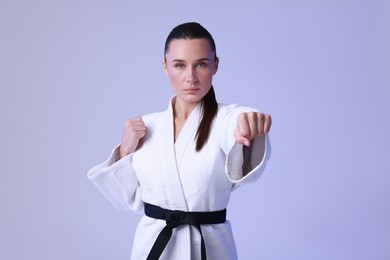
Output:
[
  {"xmin": 235, "ymin": 112, "xmax": 272, "ymax": 146},
  {"xmin": 119, "ymin": 117, "xmax": 147, "ymax": 158}
]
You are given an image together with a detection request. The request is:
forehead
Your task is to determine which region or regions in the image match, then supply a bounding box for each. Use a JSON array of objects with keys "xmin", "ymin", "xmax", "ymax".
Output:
[{"xmin": 165, "ymin": 39, "xmax": 213, "ymax": 59}]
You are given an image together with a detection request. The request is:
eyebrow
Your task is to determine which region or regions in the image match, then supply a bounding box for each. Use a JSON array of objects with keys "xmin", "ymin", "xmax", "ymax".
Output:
[{"xmin": 170, "ymin": 58, "xmax": 210, "ymax": 63}]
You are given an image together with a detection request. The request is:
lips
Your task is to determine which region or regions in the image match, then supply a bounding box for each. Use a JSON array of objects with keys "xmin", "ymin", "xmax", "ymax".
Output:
[
  {"xmin": 184, "ymin": 88, "xmax": 200, "ymax": 94},
  {"xmin": 184, "ymin": 86, "xmax": 200, "ymax": 91}
]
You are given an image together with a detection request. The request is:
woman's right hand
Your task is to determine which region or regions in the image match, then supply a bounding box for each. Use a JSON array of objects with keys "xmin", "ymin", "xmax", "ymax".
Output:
[{"xmin": 119, "ymin": 117, "xmax": 147, "ymax": 159}]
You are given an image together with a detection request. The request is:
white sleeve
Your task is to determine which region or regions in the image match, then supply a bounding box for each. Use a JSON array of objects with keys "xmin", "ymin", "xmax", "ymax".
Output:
[
  {"xmin": 87, "ymin": 145, "xmax": 143, "ymax": 212},
  {"xmin": 218, "ymin": 104, "xmax": 272, "ymax": 190}
]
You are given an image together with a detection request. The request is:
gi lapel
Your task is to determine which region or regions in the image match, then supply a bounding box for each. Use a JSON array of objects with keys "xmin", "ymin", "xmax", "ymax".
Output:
[
  {"xmin": 157, "ymin": 98, "xmax": 195, "ymax": 211},
  {"xmin": 174, "ymin": 102, "xmax": 202, "ymax": 168}
]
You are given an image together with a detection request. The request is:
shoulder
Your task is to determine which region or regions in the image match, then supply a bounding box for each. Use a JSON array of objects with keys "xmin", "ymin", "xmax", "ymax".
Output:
[
  {"xmin": 217, "ymin": 103, "xmax": 260, "ymax": 118},
  {"xmin": 141, "ymin": 110, "xmax": 165, "ymax": 125}
]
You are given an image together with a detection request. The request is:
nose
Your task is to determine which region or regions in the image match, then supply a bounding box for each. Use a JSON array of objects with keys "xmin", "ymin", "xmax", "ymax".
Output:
[{"xmin": 185, "ymin": 67, "xmax": 197, "ymax": 84}]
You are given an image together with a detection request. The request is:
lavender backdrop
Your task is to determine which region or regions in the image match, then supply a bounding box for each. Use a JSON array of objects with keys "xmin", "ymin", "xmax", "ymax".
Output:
[{"xmin": 1, "ymin": 0, "xmax": 389, "ymax": 259}]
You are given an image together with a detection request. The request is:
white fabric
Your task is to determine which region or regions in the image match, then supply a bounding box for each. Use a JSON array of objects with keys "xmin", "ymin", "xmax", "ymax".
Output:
[{"xmin": 87, "ymin": 98, "xmax": 271, "ymax": 260}]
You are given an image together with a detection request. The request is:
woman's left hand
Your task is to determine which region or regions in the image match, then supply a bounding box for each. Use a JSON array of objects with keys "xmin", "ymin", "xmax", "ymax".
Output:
[{"xmin": 235, "ymin": 112, "xmax": 272, "ymax": 146}]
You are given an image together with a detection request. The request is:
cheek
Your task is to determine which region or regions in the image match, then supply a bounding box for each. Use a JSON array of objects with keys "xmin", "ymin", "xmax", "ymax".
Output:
[
  {"xmin": 169, "ymin": 70, "xmax": 185, "ymax": 81},
  {"xmin": 168, "ymin": 73, "xmax": 182, "ymax": 86},
  {"xmin": 202, "ymin": 72, "xmax": 214, "ymax": 82}
]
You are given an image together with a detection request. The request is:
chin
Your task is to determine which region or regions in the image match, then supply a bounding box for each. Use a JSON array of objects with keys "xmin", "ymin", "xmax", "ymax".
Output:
[{"xmin": 181, "ymin": 94, "xmax": 204, "ymax": 104}]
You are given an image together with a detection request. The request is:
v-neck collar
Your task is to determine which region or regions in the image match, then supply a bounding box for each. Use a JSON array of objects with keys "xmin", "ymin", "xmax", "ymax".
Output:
[{"xmin": 172, "ymin": 100, "xmax": 202, "ymax": 147}]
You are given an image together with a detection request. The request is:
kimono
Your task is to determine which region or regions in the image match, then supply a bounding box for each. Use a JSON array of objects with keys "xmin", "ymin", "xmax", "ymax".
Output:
[{"xmin": 87, "ymin": 97, "xmax": 271, "ymax": 260}]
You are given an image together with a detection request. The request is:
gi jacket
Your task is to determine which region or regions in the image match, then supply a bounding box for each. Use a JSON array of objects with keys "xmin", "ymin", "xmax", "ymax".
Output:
[{"xmin": 87, "ymin": 98, "xmax": 271, "ymax": 260}]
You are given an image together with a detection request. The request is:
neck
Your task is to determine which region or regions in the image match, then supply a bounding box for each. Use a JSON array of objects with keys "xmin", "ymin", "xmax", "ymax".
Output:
[{"xmin": 173, "ymin": 98, "xmax": 199, "ymax": 120}]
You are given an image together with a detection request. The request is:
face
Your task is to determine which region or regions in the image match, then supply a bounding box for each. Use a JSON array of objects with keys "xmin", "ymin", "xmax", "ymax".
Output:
[{"xmin": 163, "ymin": 39, "xmax": 219, "ymax": 106}]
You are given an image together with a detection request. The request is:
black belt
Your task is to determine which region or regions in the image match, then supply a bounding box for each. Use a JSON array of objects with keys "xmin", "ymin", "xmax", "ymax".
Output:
[{"xmin": 144, "ymin": 202, "xmax": 227, "ymax": 260}]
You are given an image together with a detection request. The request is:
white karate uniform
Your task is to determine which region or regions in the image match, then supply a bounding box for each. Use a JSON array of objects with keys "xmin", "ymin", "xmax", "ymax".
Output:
[{"xmin": 87, "ymin": 98, "xmax": 271, "ymax": 260}]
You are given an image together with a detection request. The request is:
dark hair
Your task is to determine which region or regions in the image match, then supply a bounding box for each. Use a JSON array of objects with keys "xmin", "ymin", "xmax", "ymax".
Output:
[
  {"xmin": 164, "ymin": 22, "xmax": 217, "ymax": 60},
  {"xmin": 164, "ymin": 22, "xmax": 218, "ymax": 151}
]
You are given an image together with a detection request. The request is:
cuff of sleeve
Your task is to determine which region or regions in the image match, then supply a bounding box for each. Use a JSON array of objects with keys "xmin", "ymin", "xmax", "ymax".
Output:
[
  {"xmin": 227, "ymin": 134, "xmax": 270, "ymax": 184},
  {"xmin": 226, "ymin": 142, "xmax": 245, "ymax": 181},
  {"xmin": 87, "ymin": 145, "xmax": 133, "ymax": 180}
]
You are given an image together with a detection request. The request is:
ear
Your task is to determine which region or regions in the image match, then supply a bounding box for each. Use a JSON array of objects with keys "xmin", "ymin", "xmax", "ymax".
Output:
[
  {"xmin": 213, "ymin": 57, "xmax": 219, "ymax": 75},
  {"xmin": 162, "ymin": 59, "xmax": 169, "ymax": 76}
]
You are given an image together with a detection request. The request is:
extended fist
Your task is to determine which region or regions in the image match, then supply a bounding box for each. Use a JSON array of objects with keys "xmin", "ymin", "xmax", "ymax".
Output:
[
  {"xmin": 235, "ymin": 112, "xmax": 272, "ymax": 146},
  {"xmin": 119, "ymin": 117, "xmax": 146, "ymax": 158}
]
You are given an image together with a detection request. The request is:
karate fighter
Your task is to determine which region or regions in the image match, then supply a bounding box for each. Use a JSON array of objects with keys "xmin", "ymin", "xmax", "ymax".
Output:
[{"xmin": 87, "ymin": 22, "xmax": 272, "ymax": 260}]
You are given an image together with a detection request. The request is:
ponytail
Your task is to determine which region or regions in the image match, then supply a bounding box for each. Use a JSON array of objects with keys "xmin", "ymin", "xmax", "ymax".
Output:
[{"xmin": 195, "ymin": 86, "xmax": 218, "ymax": 151}]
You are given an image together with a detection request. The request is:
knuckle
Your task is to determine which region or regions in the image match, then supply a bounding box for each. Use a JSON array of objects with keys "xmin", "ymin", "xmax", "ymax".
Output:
[
  {"xmin": 125, "ymin": 119, "xmax": 132, "ymax": 126},
  {"xmin": 258, "ymin": 113, "xmax": 265, "ymax": 121},
  {"xmin": 248, "ymin": 112, "xmax": 256, "ymax": 119}
]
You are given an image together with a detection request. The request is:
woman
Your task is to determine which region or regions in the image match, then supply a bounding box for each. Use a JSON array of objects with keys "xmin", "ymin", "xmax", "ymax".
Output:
[{"xmin": 88, "ymin": 22, "xmax": 272, "ymax": 260}]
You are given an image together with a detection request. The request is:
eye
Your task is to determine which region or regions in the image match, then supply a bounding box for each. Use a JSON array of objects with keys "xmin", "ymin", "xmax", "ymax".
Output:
[
  {"xmin": 174, "ymin": 63, "xmax": 185, "ymax": 69},
  {"xmin": 197, "ymin": 62, "xmax": 207, "ymax": 68}
]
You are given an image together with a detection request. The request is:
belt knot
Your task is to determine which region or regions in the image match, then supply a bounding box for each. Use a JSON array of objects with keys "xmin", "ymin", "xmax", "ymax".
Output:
[{"xmin": 165, "ymin": 210, "xmax": 186, "ymax": 227}]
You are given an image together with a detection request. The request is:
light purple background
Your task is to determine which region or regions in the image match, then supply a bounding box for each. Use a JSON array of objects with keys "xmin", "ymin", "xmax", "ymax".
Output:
[{"xmin": 1, "ymin": 1, "xmax": 389, "ymax": 259}]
